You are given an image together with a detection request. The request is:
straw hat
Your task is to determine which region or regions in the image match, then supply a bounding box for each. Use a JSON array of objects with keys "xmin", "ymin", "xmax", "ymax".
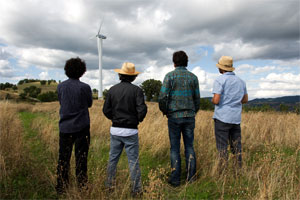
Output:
[
  {"xmin": 216, "ymin": 56, "xmax": 235, "ymax": 71},
  {"xmin": 114, "ymin": 62, "xmax": 140, "ymax": 75}
]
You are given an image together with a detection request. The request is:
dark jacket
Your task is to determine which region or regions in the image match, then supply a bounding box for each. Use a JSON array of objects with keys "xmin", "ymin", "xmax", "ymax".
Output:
[
  {"xmin": 58, "ymin": 78, "xmax": 93, "ymax": 133},
  {"xmin": 103, "ymin": 81, "xmax": 147, "ymax": 129}
]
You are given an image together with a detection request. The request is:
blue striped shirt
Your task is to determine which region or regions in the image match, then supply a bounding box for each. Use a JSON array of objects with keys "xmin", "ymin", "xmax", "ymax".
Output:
[{"xmin": 212, "ymin": 72, "xmax": 247, "ymax": 124}]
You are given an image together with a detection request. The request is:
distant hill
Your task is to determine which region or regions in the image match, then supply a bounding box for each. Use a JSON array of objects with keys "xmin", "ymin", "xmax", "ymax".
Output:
[
  {"xmin": 17, "ymin": 81, "xmax": 58, "ymax": 94},
  {"xmin": 203, "ymin": 96, "xmax": 299, "ymax": 105},
  {"xmin": 202, "ymin": 95, "xmax": 299, "ymax": 112},
  {"xmin": 248, "ymin": 96, "xmax": 300, "ymax": 104},
  {"xmin": 0, "ymin": 80, "xmax": 58, "ymax": 102}
]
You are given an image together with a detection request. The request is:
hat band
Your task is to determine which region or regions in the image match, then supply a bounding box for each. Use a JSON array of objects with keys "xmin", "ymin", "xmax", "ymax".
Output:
[{"xmin": 218, "ymin": 62, "xmax": 232, "ymax": 68}]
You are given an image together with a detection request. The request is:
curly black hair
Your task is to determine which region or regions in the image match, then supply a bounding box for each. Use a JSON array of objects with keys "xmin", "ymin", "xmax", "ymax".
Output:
[
  {"xmin": 172, "ymin": 51, "xmax": 188, "ymax": 67},
  {"xmin": 64, "ymin": 57, "xmax": 86, "ymax": 79}
]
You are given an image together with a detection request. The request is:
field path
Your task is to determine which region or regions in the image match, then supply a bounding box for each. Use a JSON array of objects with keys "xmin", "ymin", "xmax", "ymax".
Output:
[{"xmin": 17, "ymin": 111, "xmax": 57, "ymax": 199}]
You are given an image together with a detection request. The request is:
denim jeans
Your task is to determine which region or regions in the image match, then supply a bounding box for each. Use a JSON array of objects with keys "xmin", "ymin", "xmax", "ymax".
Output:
[
  {"xmin": 214, "ymin": 119, "xmax": 242, "ymax": 169},
  {"xmin": 56, "ymin": 126, "xmax": 90, "ymax": 194},
  {"xmin": 168, "ymin": 117, "xmax": 196, "ymax": 186},
  {"xmin": 106, "ymin": 134, "xmax": 142, "ymax": 193}
]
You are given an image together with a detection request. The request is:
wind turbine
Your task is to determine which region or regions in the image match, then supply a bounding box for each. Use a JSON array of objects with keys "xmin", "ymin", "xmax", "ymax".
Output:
[{"xmin": 91, "ymin": 20, "xmax": 106, "ymax": 99}]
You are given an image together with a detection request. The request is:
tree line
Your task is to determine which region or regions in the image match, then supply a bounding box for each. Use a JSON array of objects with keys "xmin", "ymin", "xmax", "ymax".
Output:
[
  {"xmin": 0, "ymin": 82, "xmax": 18, "ymax": 90},
  {"xmin": 1, "ymin": 78, "xmax": 299, "ymax": 113},
  {"xmin": 18, "ymin": 79, "xmax": 57, "ymax": 85}
]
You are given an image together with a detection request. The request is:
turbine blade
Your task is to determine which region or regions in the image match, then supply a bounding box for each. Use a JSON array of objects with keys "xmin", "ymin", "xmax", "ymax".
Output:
[
  {"xmin": 98, "ymin": 17, "xmax": 105, "ymax": 35},
  {"xmin": 89, "ymin": 35, "xmax": 96, "ymax": 40}
]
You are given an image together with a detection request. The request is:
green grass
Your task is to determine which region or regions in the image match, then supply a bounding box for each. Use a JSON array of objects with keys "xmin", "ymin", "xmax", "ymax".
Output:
[{"xmin": 12, "ymin": 112, "xmax": 57, "ymax": 199}]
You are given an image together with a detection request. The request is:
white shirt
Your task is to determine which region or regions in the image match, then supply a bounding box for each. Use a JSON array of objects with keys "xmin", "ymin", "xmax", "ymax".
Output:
[{"xmin": 110, "ymin": 127, "xmax": 138, "ymax": 137}]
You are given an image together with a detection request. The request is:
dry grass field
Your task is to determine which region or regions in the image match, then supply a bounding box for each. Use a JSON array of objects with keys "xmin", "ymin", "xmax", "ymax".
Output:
[{"xmin": 0, "ymin": 100, "xmax": 299, "ymax": 199}]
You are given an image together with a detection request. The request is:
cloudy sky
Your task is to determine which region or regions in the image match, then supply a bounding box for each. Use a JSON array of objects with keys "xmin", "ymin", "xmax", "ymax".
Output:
[{"xmin": 0, "ymin": 0, "xmax": 299, "ymax": 99}]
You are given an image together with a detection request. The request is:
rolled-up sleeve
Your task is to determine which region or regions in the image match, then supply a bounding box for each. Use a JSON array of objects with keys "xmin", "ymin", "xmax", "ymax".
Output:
[{"xmin": 212, "ymin": 80, "xmax": 223, "ymax": 94}]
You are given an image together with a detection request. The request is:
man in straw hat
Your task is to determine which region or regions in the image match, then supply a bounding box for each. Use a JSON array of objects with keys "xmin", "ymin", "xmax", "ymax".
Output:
[
  {"xmin": 212, "ymin": 56, "xmax": 248, "ymax": 173},
  {"xmin": 103, "ymin": 62, "xmax": 147, "ymax": 197},
  {"xmin": 158, "ymin": 51, "xmax": 200, "ymax": 187}
]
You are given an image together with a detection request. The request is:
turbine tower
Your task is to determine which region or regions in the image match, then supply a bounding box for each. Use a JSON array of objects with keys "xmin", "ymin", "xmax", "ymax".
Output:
[{"xmin": 92, "ymin": 20, "xmax": 106, "ymax": 99}]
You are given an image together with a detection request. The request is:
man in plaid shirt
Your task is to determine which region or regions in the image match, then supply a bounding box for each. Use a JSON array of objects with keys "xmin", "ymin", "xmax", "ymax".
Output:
[{"xmin": 158, "ymin": 51, "xmax": 200, "ymax": 187}]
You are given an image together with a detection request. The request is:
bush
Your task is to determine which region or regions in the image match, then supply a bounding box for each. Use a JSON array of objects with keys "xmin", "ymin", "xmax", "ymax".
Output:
[
  {"xmin": 0, "ymin": 82, "xmax": 17, "ymax": 90},
  {"xmin": 37, "ymin": 91, "xmax": 58, "ymax": 102},
  {"xmin": 19, "ymin": 93, "xmax": 27, "ymax": 99},
  {"xmin": 22, "ymin": 86, "xmax": 41, "ymax": 98},
  {"xmin": 200, "ymin": 98, "xmax": 214, "ymax": 111},
  {"xmin": 140, "ymin": 79, "xmax": 162, "ymax": 102}
]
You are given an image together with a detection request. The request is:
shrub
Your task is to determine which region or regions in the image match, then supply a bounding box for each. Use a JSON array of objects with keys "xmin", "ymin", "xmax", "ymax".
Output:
[{"xmin": 37, "ymin": 91, "xmax": 58, "ymax": 102}]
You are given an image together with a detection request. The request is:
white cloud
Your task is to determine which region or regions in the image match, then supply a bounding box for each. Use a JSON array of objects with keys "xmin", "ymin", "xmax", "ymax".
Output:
[
  {"xmin": 213, "ymin": 40, "xmax": 270, "ymax": 61},
  {"xmin": 249, "ymin": 72, "xmax": 300, "ymax": 98},
  {"xmin": 39, "ymin": 71, "xmax": 50, "ymax": 80},
  {"xmin": 236, "ymin": 64, "xmax": 282, "ymax": 75},
  {"xmin": 252, "ymin": 66, "xmax": 277, "ymax": 74},
  {"xmin": 192, "ymin": 66, "xmax": 206, "ymax": 84},
  {"xmin": 0, "ymin": 60, "xmax": 15, "ymax": 78},
  {"xmin": 273, "ymin": 59, "xmax": 300, "ymax": 69},
  {"xmin": 235, "ymin": 64, "xmax": 254, "ymax": 74},
  {"xmin": 0, "ymin": 0, "xmax": 299, "ymax": 98}
]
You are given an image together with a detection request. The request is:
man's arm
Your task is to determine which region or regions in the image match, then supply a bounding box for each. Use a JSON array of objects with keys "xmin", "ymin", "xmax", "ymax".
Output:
[
  {"xmin": 212, "ymin": 93, "xmax": 221, "ymax": 105},
  {"xmin": 87, "ymin": 86, "xmax": 93, "ymax": 108},
  {"xmin": 158, "ymin": 75, "xmax": 170, "ymax": 115},
  {"xmin": 102, "ymin": 92, "xmax": 113, "ymax": 120},
  {"xmin": 212, "ymin": 79, "xmax": 222, "ymax": 105},
  {"xmin": 241, "ymin": 82, "xmax": 248, "ymax": 104},
  {"xmin": 57, "ymin": 85, "xmax": 61, "ymax": 104},
  {"xmin": 241, "ymin": 94, "xmax": 248, "ymax": 104},
  {"xmin": 194, "ymin": 78, "xmax": 201, "ymax": 112},
  {"xmin": 136, "ymin": 88, "xmax": 147, "ymax": 122}
]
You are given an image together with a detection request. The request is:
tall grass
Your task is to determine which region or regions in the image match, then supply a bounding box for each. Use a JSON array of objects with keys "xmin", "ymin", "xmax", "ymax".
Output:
[
  {"xmin": 0, "ymin": 102, "xmax": 32, "ymax": 198},
  {"xmin": 0, "ymin": 100, "xmax": 299, "ymax": 199}
]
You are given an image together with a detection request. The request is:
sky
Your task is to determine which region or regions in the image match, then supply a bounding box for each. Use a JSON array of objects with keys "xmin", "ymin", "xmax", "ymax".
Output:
[{"xmin": 0, "ymin": 0, "xmax": 299, "ymax": 99}]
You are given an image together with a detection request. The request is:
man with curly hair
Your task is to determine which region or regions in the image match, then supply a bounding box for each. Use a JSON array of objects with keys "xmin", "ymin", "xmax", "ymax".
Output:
[{"xmin": 56, "ymin": 57, "xmax": 93, "ymax": 195}]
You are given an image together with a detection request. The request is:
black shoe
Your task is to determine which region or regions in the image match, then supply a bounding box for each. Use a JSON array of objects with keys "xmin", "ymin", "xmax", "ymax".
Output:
[
  {"xmin": 167, "ymin": 180, "xmax": 180, "ymax": 187},
  {"xmin": 55, "ymin": 187, "xmax": 66, "ymax": 196}
]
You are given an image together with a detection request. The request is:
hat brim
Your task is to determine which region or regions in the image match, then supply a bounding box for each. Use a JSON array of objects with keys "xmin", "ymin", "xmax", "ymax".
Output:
[
  {"xmin": 216, "ymin": 64, "xmax": 235, "ymax": 72},
  {"xmin": 114, "ymin": 69, "xmax": 140, "ymax": 75}
]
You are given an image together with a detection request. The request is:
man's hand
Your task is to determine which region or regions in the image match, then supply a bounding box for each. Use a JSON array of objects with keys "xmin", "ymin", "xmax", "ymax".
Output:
[
  {"xmin": 212, "ymin": 93, "xmax": 221, "ymax": 105},
  {"xmin": 241, "ymin": 94, "xmax": 248, "ymax": 104}
]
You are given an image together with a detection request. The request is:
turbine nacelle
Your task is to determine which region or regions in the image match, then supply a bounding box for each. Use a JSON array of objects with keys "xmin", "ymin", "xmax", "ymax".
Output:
[{"xmin": 96, "ymin": 34, "xmax": 107, "ymax": 39}]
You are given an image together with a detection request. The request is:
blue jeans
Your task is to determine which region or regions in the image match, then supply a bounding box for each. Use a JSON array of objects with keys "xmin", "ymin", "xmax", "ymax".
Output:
[
  {"xmin": 168, "ymin": 117, "xmax": 196, "ymax": 185},
  {"xmin": 106, "ymin": 134, "xmax": 142, "ymax": 193}
]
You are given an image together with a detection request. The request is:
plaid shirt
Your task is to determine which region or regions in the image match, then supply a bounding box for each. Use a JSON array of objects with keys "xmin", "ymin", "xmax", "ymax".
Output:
[{"xmin": 158, "ymin": 66, "xmax": 200, "ymax": 118}]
